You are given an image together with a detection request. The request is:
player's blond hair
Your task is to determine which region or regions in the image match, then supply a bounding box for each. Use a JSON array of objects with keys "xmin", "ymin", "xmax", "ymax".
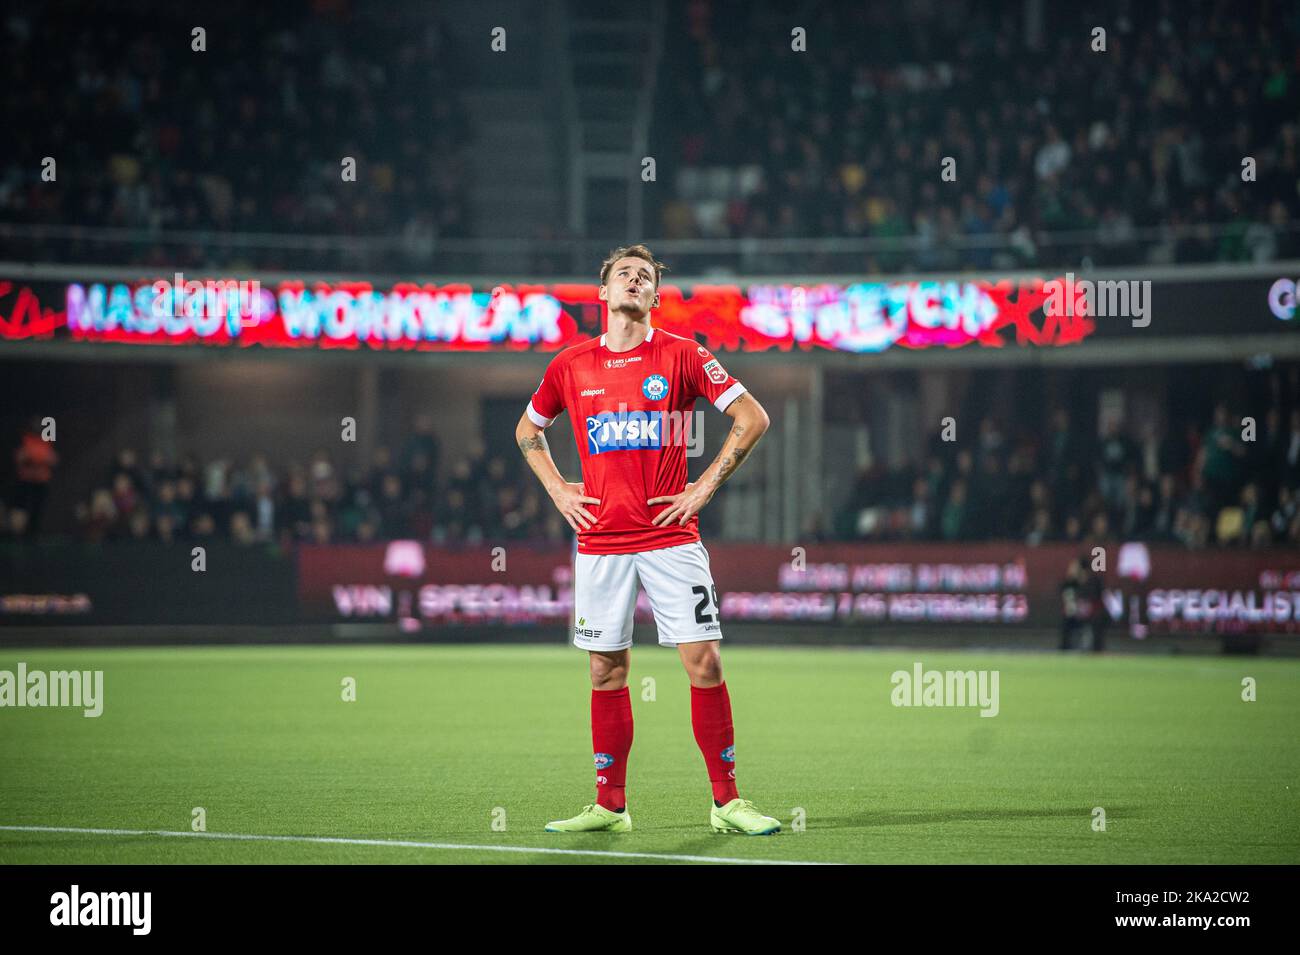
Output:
[{"xmin": 599, "ymin": 244, "xmax": 669, "ymax": 289}]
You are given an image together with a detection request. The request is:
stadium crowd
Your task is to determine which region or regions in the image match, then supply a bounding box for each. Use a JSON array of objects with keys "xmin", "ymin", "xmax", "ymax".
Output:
[
  {"xmin": 832, "ymin": 403, "xmax": 1300, "ymax": 550},
  {"xmin": 3, "ymin": 414, "xmax": 567, "ymax": 549},
  {"xmin": 0, "ymin": 2, "xmax": 471, "ymax": 267},
  {"xmin": 4, "ymin": 395, "xmax": 1299, "ymax": 551},
  {"xmin": 3, "ymin": 3, "xmax": 1297, "ymax": 276},
  {"xmin": 654, "ymin": 1, "xmax": 1300, "ymax": 271}
]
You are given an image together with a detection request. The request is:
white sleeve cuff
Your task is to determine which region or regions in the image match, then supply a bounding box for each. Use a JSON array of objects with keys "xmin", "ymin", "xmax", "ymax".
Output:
[
  {"xmin": 526, "ymin": 401, "xmax": 557, "ymax": 427},
  {"xmin": 713, "ymin": 382, "xmax": 747, "ymax": 412}
]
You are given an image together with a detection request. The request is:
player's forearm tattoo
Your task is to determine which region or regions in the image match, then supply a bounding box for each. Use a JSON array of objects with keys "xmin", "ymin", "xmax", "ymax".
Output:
[
  {"xmin": 718, "ymin": 398, "xmax": 752, "ymax": 455},
  {"xmin": 518, "ymin": 433, "xmax": 547, "ymax": 454},
  {"xmin": 712, "ymin": 445, "xmax": 750, "ymax": 485}
]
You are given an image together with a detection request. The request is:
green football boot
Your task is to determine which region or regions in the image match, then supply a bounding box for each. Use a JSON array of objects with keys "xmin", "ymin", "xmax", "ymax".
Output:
[
  {"xmin": 544, "ymin": 804, "xmax": 632, "ymax": 833},
  {"xmin": 710, "ymin": 797, "xmax": 781, "ymax": 835}
]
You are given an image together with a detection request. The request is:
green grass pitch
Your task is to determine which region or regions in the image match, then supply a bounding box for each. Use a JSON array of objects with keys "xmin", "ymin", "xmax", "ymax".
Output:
[{"xmin": 1, "ymin": 644, "xmax": 1296, "ymax": 864}]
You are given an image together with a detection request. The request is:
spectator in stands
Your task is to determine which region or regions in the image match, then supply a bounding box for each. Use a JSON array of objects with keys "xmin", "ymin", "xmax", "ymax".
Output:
[
  {"xmin": 402, "ymin": 413, "xmax": 440, "ymax": 484},
  {"xmin": 907, "ymin": 476, "xmax": 936, "ymax": 540},
  {"xmin": 12, "ymin": 417, "xmax": 58, "ymax": 537},
  {"xmin": 110, "ymin": 469, "xmax": 140, "ymax": 518},
  {"xmin": 230, "ymin": 511, "xmax": 258, "ymax": 546},
  {"xmin": 1271, "ymin": 486, "xmax": 1297, "ymax": 542},
  {"xmin": 1025, "ymin": 507, "xmax": 1052, "ymax": 546},
  {"xmin": 108, "ymin": 449, "xmax": 145, "ymax": 497},
  {"xmin": 280, "ymin": 472, "xmax": 312, "ymax": 541},
  {"xmin": 1059, "ymin": 556, "xmax": 1100, "ymax": 651},
  {"xmin": 940, "ymin": 479, "xmax": 968, "ymax": 542},
  {"xmin": 174, "ymin": 474, "xmax": 198, "ymax": 532},
  {"xmin": 1097, "ymin": 419, "xmax": 1135, "ymax": 515},
  {"xmin": 1283, "ymin": 409, "xmax": 1300, "ymax": 489},
  {"xmin": 251, "ymin": 478, "xmax": 277, "ymax": 543},
  {"xmin": 191, "ymin": 511, "xmax": 217, "ymax": 541},
  {"xmin": 1199, "ymin": 404, "xmax": 1246, "ymax": 513},
  {"xmin": 376, "ymin": 472, "xmax": 412, "ymax": 539},
  {"xmin": 126, "ymin": 509, "xmax": 151, "ymax": 542},
  {"xmin": 1045, "ymin": 409, "xmax": 1083, "ymax": 524},
  {"xmin": 1152, "ymin": 474, "xmax": 1180, "ymax": 540}
]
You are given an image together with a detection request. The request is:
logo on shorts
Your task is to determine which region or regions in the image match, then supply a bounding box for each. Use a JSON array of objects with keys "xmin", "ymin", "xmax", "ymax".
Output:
[
  {"xmin": 574, "ymin": 617, "xmax": 603, "ymax": 640},
  {"xmin": 720, "ymin": 745, "xmax": 735, "ymax": 763},
  {"xmin": 594, "ymin": 753, "xmax": 615, "ymax": 770},
  {"xmin": 586, "ymin": 410, "xmax": 665, "ymax": 455},
  {"xmin": 641, "ymin": 374, "xmax": 668, "ymax": 401},
  {"xmin": 702, "ymin": 359, "xmax": 729, "ymax": 385}
]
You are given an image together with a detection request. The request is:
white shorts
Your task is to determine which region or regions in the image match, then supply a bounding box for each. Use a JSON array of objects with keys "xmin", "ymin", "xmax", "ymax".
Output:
[{"xmin": 572, "ymin": 541, "xmax": 723, "ymax": 651}]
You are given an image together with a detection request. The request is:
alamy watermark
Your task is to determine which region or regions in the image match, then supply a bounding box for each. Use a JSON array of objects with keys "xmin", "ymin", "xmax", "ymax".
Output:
[
  {"xmin": 150, "ymin": 272, "xmax": 261, "ymax": 325},
  {"xmin": 1043, "ymin": 272, "xmax": 1150, "ymax": 327},
  {"xmin": 891, "ymin": 662, "xmax": 1000, "ymax": 717},
  {"xmin": 0, "ymin": 662, "xmax": 103, "ymax": 717},
  {"xmin": 50, "ymin": 885, "xmax": 150, "ymax": 935}
]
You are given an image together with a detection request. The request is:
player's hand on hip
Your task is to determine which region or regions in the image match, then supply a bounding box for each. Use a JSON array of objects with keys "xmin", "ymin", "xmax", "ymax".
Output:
[
  {"xmin": 647, "ymin": 482, "xmax": 712, "ymax": 526},
  {"xmin": 550, "ymin": 481, "xmax": 600, "ymax": 532}
]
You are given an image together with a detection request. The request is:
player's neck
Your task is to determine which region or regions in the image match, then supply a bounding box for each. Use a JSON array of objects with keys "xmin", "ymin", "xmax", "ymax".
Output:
[{"xmin": 604, "ymin": 314, "xmax": 651, "ymax": 353}]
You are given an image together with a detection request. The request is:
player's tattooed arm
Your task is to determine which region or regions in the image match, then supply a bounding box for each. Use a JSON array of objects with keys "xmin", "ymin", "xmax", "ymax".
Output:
[
  {"xmin": 648, "ymin": 391, "xmax": 770, "ymax": 526},
  {"xmin": 517, "ymin": 432, "xmax": 547, "ymax": 454},
  {"xmin": 516, "ymin": 411, "xmax": 601, "ymax": 532},
  {"xmin": 711, "ymin": 393, "xmax": 764, "ymax": 483},
  {"xmin": 711, "ymin": 444, "xmax": 750, "ymax": 486}
]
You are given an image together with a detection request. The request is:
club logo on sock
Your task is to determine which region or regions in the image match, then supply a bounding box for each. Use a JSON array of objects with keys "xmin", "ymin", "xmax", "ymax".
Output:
[
  {"xmin": 594, "ymin": 752, "xmax": 615, "ymax": 770},
  {"xmin": 720, "ymin": 745, "xmax": 735, "ymax": 763}
]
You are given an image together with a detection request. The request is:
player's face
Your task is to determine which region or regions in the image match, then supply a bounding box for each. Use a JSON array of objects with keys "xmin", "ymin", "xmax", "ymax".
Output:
[{"xmin": 602, "ymin": 257, "xmax": 658, "ymax": 315}]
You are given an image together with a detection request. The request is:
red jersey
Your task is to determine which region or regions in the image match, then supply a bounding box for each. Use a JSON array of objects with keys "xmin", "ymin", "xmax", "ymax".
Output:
[{"xmin": 527, "ymin": 326, "xmax": 746, "ymax": 555}]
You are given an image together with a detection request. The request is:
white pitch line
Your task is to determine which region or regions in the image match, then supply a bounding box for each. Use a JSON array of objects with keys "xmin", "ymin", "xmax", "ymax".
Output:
[{"xmin": 0, "ymin": 824, "xmax": 833, "ymax": 865}]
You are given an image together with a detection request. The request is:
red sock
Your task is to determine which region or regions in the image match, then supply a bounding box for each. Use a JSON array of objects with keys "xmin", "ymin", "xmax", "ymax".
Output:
[
  {"xmin": 691, "ymin": 682, "xmax": 739, "ymax": 804},
  {"xmin": 591, "ymin": 686, "xmax": 633, "ymax": 811}
]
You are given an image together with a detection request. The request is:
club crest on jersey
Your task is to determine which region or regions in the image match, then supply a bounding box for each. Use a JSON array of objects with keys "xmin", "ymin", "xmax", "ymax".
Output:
[
  {"xmin": 702, "ymin": 359, "xmax": 729, "ymax": 385},
  {"xmin": 594, "ymin": 753, "xmax": 615, "ymax": 770},
  {"xmin": 641, "ymin": 374, "xmax": 669, "ymax": 401},
  {"xmin": 586, "ymin": 410, "xmax": 665, "ymax": 454},
  {"xmin": 720, "ymin": 745, "xmax": 735, "ymax": 763}
]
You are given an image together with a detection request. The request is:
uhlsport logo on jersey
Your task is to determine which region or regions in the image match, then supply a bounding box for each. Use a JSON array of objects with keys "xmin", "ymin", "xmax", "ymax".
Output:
[
  {"xmin": 586, "ymin": 409, "xmax": 665, "ymax": 454},
  {"xmin": 594, "ymin": 752, "xmax": 615, "ymax": 770},
  {"xmin": 641, "ymin": 374, "xmax": 668, "ymax": 401}
]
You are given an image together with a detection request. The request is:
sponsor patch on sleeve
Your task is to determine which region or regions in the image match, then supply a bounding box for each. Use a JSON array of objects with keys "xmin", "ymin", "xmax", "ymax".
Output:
[{"xmin": 702, "ymin": 358, "xmax": 729, "ymax": 385}]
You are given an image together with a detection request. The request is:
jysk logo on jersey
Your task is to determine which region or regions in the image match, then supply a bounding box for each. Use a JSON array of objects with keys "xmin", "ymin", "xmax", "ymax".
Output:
[
  {"xmin": 641, "ymin": 374, "xmax": 668, "ymax": 401},
  {"xmin": 586, "ymin": 410, "xmax": 665, "ymax": 454}
]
